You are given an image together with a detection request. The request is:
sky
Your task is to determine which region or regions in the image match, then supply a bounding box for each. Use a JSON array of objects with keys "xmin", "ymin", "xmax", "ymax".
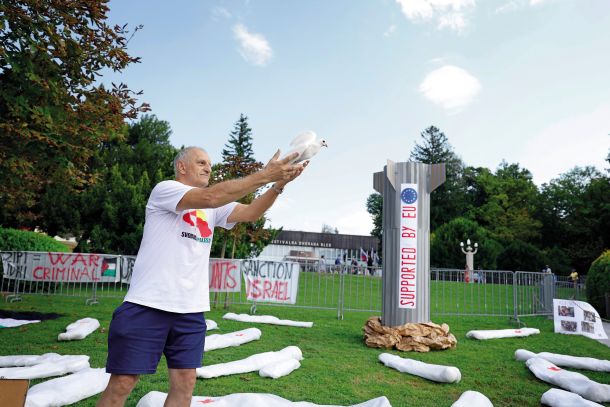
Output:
[{"xmin": 105, "ymin": 0, "xmax": 610, "ymax": 236}]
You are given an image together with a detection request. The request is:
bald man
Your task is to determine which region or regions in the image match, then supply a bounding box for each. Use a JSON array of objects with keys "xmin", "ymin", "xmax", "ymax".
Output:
[{"xmin": 97, "ymin": 147, "xmax": 306, "ymax": 407}]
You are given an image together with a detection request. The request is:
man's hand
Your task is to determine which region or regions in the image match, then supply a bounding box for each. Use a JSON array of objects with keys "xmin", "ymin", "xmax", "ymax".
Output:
[
  {"xmin": 275, "ymin": 160, "xmax": 308, "ymax": 188},
  {"xmin": 262, "ymin": 150, "xmax": 301, "ymax": 182}
]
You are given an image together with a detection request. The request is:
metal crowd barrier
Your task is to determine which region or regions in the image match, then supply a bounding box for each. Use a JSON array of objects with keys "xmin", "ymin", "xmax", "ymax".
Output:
[{"xmin": 0, "ymin": 251, "xmax": 589, "ymax": 321}]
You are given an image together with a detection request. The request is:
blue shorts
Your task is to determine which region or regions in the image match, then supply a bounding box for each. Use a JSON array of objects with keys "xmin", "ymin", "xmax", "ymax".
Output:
[{"xmin": 106, "ymin": 302, "xmax": 207, "ymax": 374}]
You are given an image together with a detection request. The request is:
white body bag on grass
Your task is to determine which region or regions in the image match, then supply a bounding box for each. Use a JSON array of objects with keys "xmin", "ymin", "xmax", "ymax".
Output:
[
  {"xmin": 259, "ymin": 358, "xmax": 301, "ymax": 379},
  {"xmin": 0, "ymin": 318, "xmax": 40, "ymax": 328},
  {"xmin": 466, "ymin": 328, "xmax": 539, "ymax": 340},
  {"xmin": 204, "ymin": 328, "xmax": 261, "ymax": 351},
  {"xmin": 57, "ymin": 318, "xmax": 100, "ymax": 341},
  {"xmin": 223, "ymin": 312, "xmax": 313, "ymax": 328},
  {"xmin": 451, "ymin": 390, "xmax": 493, "ymax": 407},
  {"xmin": 515, "ymin": 349, "xmax": 610, "ymax": 372},
  {"xmin": 0, "ymin": 355, "xmax": 89, "ymax": 379},
  {"xmin": 136, "ymin": 391, "xmax": 392, "ymax": 407},
  {"xmin": 25, "ymin": 367, "xmax": 110, "ymax": 407},
  {"xmin": 0, "ymin": 352, "xmax": 78, "ymax": 367},
  {"xmin": 196, "ymin": 346, "xmax": 303, "ymax": 379},
  {"xmin": 541, "ymin": 388, "xmax": 604, "ymax": 407},
  {"xmin": 526, "ymin": 357, "xmax": 610, "ymax": 403},
  {"xmin": 206, "ymin": 319, "xmax": 218, "ymax": 331},
  {"xmin": 378, "ymin": 353, "xmax": 461, "ymax": 383}
]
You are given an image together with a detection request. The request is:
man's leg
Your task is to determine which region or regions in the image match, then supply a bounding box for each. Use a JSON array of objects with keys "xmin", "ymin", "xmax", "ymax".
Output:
[
  {"xmin": 97, "ymin": 374, "xmax": 139, "ymax": 407},
  {"xmin": 164, "ymin": 368, "xmax": 197, "ymax": 407}
]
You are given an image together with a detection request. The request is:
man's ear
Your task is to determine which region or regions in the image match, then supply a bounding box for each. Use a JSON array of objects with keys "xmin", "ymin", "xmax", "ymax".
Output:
[{"xmin": 177, "ymin": 160, "xmax": 186, "ymax": 175}]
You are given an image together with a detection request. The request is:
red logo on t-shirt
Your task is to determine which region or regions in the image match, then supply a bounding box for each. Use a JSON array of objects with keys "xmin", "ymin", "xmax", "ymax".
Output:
[{"xmin": 182, "ymin": 210, "xmax": 212, "ymax": 237}]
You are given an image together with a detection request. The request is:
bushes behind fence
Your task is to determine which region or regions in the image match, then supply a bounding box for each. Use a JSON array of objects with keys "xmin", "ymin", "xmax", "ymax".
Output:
[
  {"xmin": 586, "ymin": 250, "xmax": 610, "ymax": 319},
  {"xmin": 0, "ymin": 227, "xmax": 69, "ymax": 252}
]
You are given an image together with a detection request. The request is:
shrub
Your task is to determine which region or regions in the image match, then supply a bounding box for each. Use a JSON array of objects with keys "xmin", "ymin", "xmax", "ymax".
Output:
[
  {"xmin": 0, "ymin": 227, "xmax": 69, "ymax": 252},
  {"xmin": 431, "ymin": 217, "xmax": 502, "ymax": 269},
  {"xmin": 496, "ymin": 240, "xmax": 546, "ymax": 272},
  {"xmin": 586, "ymin": 250, "xmax": 610, "ymax": 318}
]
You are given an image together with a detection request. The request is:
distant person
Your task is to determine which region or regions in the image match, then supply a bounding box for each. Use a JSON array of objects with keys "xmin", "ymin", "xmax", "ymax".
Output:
[
  {"xmin": 570, "ymin": 268, "xmax": 579, "ymax": 289},
  {"xmin": 351, "ymin": 258, "xmax": 358, "ymax": 274},
  {"xmin": 367, "ymin": 255, "xmax": 373, "ymax": 276},
  {"xmin": 464, "ymin": 264, "xmax": 471, "ymax": 283},
  {"xmin": 544, "ymin": 265, "xmax": 552, "ymax": 274},
  {"xmin": 97, "ymin": 147, "xmax": 306, "ymax": 407},
  {"xmin": 319, "ymin": 255, "xmax": 327, "ymax": 272}
]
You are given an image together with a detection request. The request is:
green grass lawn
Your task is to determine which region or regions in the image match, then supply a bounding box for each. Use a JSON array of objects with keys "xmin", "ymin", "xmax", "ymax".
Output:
[{"xmin": 1, "ymin": 295, "xmax": 609, "ymax": 407}]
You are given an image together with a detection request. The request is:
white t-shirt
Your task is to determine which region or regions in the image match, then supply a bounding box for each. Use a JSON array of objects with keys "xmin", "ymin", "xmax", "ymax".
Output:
[{"xmin": 124, "ymin": 180, "xmax": 237, "ymax": 313}]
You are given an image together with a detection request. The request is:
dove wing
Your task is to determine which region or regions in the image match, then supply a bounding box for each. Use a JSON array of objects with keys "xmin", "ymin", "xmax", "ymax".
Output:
[
  {"xmin": 290, "ymin": 131, "xmax": 316, "ymax": 147},
  {"xmin": 298, "ymin": 143, "xmax": 321, "ymax": 162},
  {"xmin": 282, "ymin": 143, "xmax": 308, "ymax": 164}
]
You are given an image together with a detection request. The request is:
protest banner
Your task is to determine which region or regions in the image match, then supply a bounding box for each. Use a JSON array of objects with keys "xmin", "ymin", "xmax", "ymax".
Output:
[
  {"xmin": 209, "ymin": 259, "xmax": 241, "ymax": 293},
  {"xmin": 1, "ymin": 251, "xmax": 119, "ymax": 283},
  {"xmin": 241, "ymin": 260, "xmax": 300, "ymax": 304}
]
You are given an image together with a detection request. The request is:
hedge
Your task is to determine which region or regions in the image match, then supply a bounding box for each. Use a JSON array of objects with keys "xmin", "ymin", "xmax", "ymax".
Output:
[
  {"xmin": 0, "ymin": 227, "xmax": 69, "ymax": 252},
  {"xmin": 586, "ymin": 249, "xmax": 610, "ymax": 319}
]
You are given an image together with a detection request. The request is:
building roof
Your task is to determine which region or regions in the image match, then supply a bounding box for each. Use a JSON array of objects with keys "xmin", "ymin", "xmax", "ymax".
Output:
[{"xmin": 270, "ymin": 230, "xmax": 379, "ymax": 250}]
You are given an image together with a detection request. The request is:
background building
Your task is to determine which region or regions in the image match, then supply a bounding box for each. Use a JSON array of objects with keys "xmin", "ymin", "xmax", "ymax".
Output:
[{"xmin": 258, "ymin": 230, "xmax": 380, "ymax": 269}]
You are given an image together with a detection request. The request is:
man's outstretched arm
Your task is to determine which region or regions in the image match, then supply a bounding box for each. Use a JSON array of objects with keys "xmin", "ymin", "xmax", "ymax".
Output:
[
  {"xmin": 177, "ymin": 151, "xmax": 300, "ymax": 211},
  {"xmin": 227, "ymin": 161, "xmax": 308, "ymax": 223}
]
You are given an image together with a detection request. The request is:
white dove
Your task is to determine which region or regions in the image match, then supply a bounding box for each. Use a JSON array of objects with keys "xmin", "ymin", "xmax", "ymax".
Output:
[{"xmin": 283, "ymin": 131, "xmax": 328, "ymax": 164}]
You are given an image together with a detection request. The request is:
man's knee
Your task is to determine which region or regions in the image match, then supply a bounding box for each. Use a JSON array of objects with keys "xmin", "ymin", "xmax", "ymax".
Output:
[
  {"xmin": 97, "ymin": 375, "xmax": 139, "ymax": 406},
  {"xmin": 169, "ymin": 369, "xmax": 197, "ymax": 393},
  {"xmin": 108, "ymin": 374, "xmax": 139, "ymax": 396}
]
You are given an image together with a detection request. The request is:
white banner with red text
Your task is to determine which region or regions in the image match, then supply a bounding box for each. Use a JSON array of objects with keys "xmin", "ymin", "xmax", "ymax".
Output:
[
  {"xmin": 1, "ymin": 251, "xmax": 120, "ymax": 283},
  {"xmin": 241, "ymin": 259, "xmax": 300, "ymax": 304},
  {"xmin": 398, "ymin": 183, "xmax": 419, "ymax": 309}
]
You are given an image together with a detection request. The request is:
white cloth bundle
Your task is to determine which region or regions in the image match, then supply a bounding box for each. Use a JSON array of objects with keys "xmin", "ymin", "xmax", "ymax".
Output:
[
  {"xmin": 259, "ymin": 358, "xmax": 301, "ymax": 379},
  {"xmin": 0, "ymin": 353, "xmax": 64, "ymax": 368},
  {"xmin": 451, "ymin": 390, "xmax": 493, "ymax": 407},
  {"xmin": 515, "ymin": 349, "xmax": 610, "ymax": 372},
  {"xmin": 25, "ymin": 367, "xmax": 110, "ymax": 407},
  {"xmin": 541, "ymin": 388, "xmax": 604, "ymax": 407},
  {"xmin": 196, "ymin": 346, "xmax": 303, "ymax": 379},
  {"xmin": 0, "ymin": 355, "xmax": 89, "ymax": 379},
  {"xmin": 223, "ymin": 312, "xmax": 313, "ymax": 328},
  {"xmin": 0, "ymin": 318, "xmax": 40, "ymax": 328},
  {"xmin": 526, "ymin": 357, "xmax": 610, "ymax": 403},
  {"xmin": 136, "ymin": 391, "xmax": 393, "ymax": 407},
  {"xmin": 204, "ymin": 328, "xmax": 261, "ymax": 351},
  {"xmin": 378, "ymin": 353, "xmax": 461, "ymax": 383},
  {"xmin": 206, "ymin": 319, "xmax": 218, "ymax": 331},
  {"xmin": 57, "ymin": 318, "xmax": 100, "ymax": 341},
  {"xmin": 466, "ymin": 328, "xmax": 539, "ymax": 340}
]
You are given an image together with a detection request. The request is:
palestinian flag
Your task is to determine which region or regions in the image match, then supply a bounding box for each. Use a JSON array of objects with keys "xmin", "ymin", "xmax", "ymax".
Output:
[{"xmin": 101, "ymin": 258, "xmax": 117, "ymax": 277}]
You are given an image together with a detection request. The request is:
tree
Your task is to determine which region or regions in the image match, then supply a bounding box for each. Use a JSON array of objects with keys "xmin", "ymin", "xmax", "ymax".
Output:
[
  {"xmin": 75, "ymin": 115, "xmax": 177, "ymax": 254},
  {"xmin": 366, "ymin": 193, "xmax": 382, "ymax": 241},
  {"xmin": 496, "ymin": 240, "xmax": 547, "ymax": 272},
  {"xmin": 0, "ymin": 0, "xmax": 149, "ymax": 228},
  {"xmin": 430, "ymin": 217, "xmax": 502, "ymax": 269},
  {"xmin": 321, "ymin": 224, "xmax": 339, "ymax": 234},
  {"xmin": 467, "ymin": 162, "xmax": 541, "ymax": 243},
  {"xmin": 537, "ymin": 166, "xmax": 608, "ymax": 273},
  {"xmin": 410, "ymin": 126, "xmax": 466, "ymax": 230},
  {"xmin": 586, "ymin": 250, "xmax": 610, "ymax": 318},
  {"xmin": 221, "ymin": 114, "xmax": 256, "ymax": 175},
  {"xmin": 210, "ymin": 114, "xmax": 277, "ymax": 259}
]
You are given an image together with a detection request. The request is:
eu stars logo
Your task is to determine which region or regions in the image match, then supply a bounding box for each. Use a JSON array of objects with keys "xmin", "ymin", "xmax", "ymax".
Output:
[{"xmin": 401, "ymin": 188, "xmax": 417, "ymax": 205}]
